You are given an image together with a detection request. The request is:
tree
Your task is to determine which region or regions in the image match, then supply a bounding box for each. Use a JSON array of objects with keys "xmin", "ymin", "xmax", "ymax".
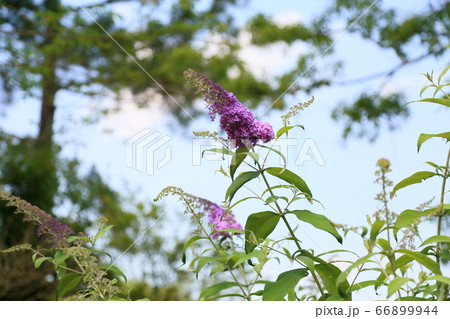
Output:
[
  {"xmin": 248, "ymin": 0, "xmax": 449, "ymax": 139},
  {"xmin": 0, "ymin": 0, "xmax": 448, "ymax": 300}
]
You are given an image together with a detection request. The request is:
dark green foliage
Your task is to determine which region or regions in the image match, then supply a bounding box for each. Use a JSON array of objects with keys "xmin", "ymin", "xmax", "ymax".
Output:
[{"xmin": 332, "ymin": 93, "xmax": 409, "ymax": 140}]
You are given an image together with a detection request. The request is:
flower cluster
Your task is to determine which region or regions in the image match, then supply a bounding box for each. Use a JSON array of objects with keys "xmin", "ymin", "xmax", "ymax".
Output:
[
  {"xmin": 154, "ymin": 186, "xmax": 242, "ymax": 239},
  {"xmin": 196, "ymin": 197, "xmax": 243, "ymax": 239},
  {"xmin": 184, "ymin": 69, "xmax": 274, "ymax": 148},
  {"xmin": 0, "ymin": 190, "xmax": 73, "ymax": 247}
]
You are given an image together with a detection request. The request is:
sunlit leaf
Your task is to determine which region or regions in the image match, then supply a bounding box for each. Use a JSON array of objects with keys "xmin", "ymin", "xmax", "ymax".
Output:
[
  {"xmin": 437, "ymin": 65, "xmax": 450, "ymax": 84},
  {"xmin": 409, "ymin": 98, "xmax": 450, "ymax": 107},
  {"xmin": 94, "ymin": 225, "xmax": 114, "ymax": 243},
  {"xmin": 391, "ymin": 171, "xmax": 437, "ymax": 197},
  {"xmin": 417, "ymin": 132, "xmax": 450, "ymax": 152},
  {"xmin": 421, "ymin": 235, "xmax": 450, "ymax": 247},
  {"xmin": 276, "ymin": 125, "xmax": 304, "ymax": 138},
  {"xmin": 428, "ymin": 275, "xmax": 450, "ymax": 285},
  {"xmin": 398, "ymin": 249, "xmax": 441, "ymax": 275},
  {"xmin": 370, "ymin": 219, "xmax": 386, "ymax": 242},
  {"xmin": 387, "ymin": 277, "xmax": 412, "ymax": 298}
]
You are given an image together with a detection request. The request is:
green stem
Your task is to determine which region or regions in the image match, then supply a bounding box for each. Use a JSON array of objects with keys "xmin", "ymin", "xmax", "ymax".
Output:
[
  {"xmin": 255, "ymin": 161, "xmax": 326, "ymax": 299},
  {"xmin": 436, "ymin": 147, "xmax": 450, "ymax": 265},
  {"xmin": 183, "ymin": 195, "xmax": 251, "ymax": 300},
  {"xmin": 437, "ymin": 147, "xmax": 450, "ymax": 301}
]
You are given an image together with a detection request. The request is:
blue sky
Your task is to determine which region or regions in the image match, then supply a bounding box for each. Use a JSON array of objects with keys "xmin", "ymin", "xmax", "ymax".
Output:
[{"xmin": 2, "ymin": 0, "xmax": 449, "ymax": 299}]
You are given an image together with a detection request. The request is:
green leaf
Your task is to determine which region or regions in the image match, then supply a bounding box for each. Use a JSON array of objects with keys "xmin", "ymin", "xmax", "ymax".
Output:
[
  {"xmin": 414, "ymin": 98, "xmax": 450, "ymax": 107},
  {"xmin": 199, "ymin": 282, "xmax": 238, "ymax": 300},
  {"xmin": 387, "ymin": 277, "xmax": 412, "ymax": 298},
  {"xmin": 57, "ymin": 273, "xmax": 83, "ymax": 300},
  {"xmin": 419, "ymin": 84, "xmax": 434, "ymax": 97},
  {"xmin": 337, "ymin": 253, "xmax": 376, "ymax": 286},
  {"xmin": 417, "ymin": 132, "xmax": 450, "ymax": 152},
  {"xmin": 289, "ymin": 210, "xmax": 343, "ymax": 244},
  {"xmin": 195, "ymin": 256, "xmax": 216, "ymax": 275},
  {"xmin": 265, "ymin": 167, "xmax": 312, "ymax": 202},
  {"xmin": 34, "ymin": 257, "xmax": 52, "ymax": 269},
  {"xmin": 54, "ymin": 250, "xmax": 70, "ymax": 271},
  {"xmin": 230, "ymin": 147, "xmax": 248, "ymax": 181},
  {"xmin": 315, "ymin": 263, "xmax": 351, "ymax": 299},
  {"xmin": 265, "ymin": 195, "xmax": 289, "ymax": 205},
  {"xmin": 370, "ymin": 219, "xmax": 386, "ymax": 242},
  {"xmin": 433, "ymin": 83, "xmax": 450, "ymax": 97},
  {"xmin": 94, "ymin": 224, "xmax": 114, "ymax": 243},
  {"xmin": 397, "ymin": 249, "xmax": 441, "ymax": 275},
  {"xmin": 98, "ymin": 265, "xmax": 127, "ymax": 282},
  {"xmin": 245, "ymin": 211, "xmax": 280, "ymax": 253},
  {"xmin": 437, "ymin": 65, "xmax": 450, "ymax": 84},
  {"xmin": 181, "ymin": 235, "xmax": 204, "ymax": 264},
  {"xmin": 201, "ymin": 148, "xmax": 233, "ymax": 158},
  {"xmin": 67, "ymin": 236, "xmax": 92, "ymax": 244},
  {"xmin": 233, "ymin": 249, "xmax": 264, "ymax": 268},
  {"xmin": 349, "ymin": 280, "xmax": 378, "ymax": 292},
  {"xmin": 296, "ymin": 256, "xmax": 315, "ymax": 272},
  {"xmin": 257, "ymin": 144, "xmax": 287, "ymax": 168},
  {"xmin": 262, "ymin": 268, "xmax": 308, "ymax": 301},
  {"xmin": 225, "ymin": 171, "xmax": 260, "ymax": 203},
  {"xmin": 421, "ymin": 235, "xmax": 450, "ymax": 247},
  {"xmin": 242, "ymin": 151, "xmax": 259, "ymax": 162},
  {"xmin": 377, "ymin": 238, "xmax": 393, "ymax": 253},
  {"xmin": 428, "ymin": 275, "xmax": 450, "ymax": 285},
  {"xmin": 391, "ymin": 171, "xmax": 437, "ymax": 197},
  {"xmin": 276, "ymin": 125, "xmax": 304, "ymax": 138},
  {"xmin": 393, "ymin": 209, "xmax": 428, "ymax": 238}
]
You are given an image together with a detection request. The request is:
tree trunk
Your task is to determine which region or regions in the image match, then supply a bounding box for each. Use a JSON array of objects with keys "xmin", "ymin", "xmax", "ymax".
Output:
[{"xmin": 37, "ymin": 1, "xmax": 60, "ymax": 146}]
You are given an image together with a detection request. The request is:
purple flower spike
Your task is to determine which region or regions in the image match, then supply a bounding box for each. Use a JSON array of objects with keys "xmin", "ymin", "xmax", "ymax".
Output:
[
  {"xmin": 184, "ymin": 69, "xmax": 275, "ymax": 148},
  {"xmin": 196, "ymin": 197, "xmax": 242, "ymax": 239}
]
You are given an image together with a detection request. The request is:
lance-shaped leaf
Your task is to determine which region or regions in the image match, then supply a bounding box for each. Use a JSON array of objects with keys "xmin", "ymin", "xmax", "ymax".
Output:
[
  {"xmin": 262, "ymin": 268, "xmax": 308, "ymax": 301},
  {"xmin": 245, "ymin": 211, "xmax": 280, "ymax": 253},
  {"xmin": 417, "ymin": 132, "xmax": 450, "ymax": 152},
  {"xmin": 407, "ymin": 98, "xmax": 450, "ymax": 108},
  {"xmin": 199, "ymin": 282, "xmax": 239, "ymax": 300},
  {"xmin": 387, "ymin": 277, "xmax": 412, "ymax": 298},
  {"xmin": 201, "ymin": 148, "xmax": 233, "ymax": 158},
  {"xmin": 397, "ymin": 249, "xmax": 441, "ymax": 275},
  {"xmin": 230, "ymin": 147, "xmax": 248, "ymax": 180},
  {"xmin": 225, "ymin": 171, "xmax": 260, "ymax": 203},
  {"xmin": 98, "ymin": 265, "xmax": 128, "ymax": 282},
  {"xmin": 370, "ymin": 219, "xmax": 386, "ymax": 242},
  {"xmin": 265, "ymin": 167, "xmax": 312, "ymax": 202},
  {"xmin": 289, "ymin": 210, "xmax": 342, "ymax": 244},
  {"xmin": 421, "ymin": 235, "xmax": 450, "ymax": 247},
  {"xmin": 391, "ymin": 171, "xmax": 436, "ymax": 198},
  {"xmin": 57, "ymin": 273, "xmax": 83, "ymax": 300},
  {"xmin": 315, "ymin": 263, "xmax": 351, "ymax": 300},
  {"xmin": 276, "ymin": 125, "xmax": 304, "ymax": 138}
]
